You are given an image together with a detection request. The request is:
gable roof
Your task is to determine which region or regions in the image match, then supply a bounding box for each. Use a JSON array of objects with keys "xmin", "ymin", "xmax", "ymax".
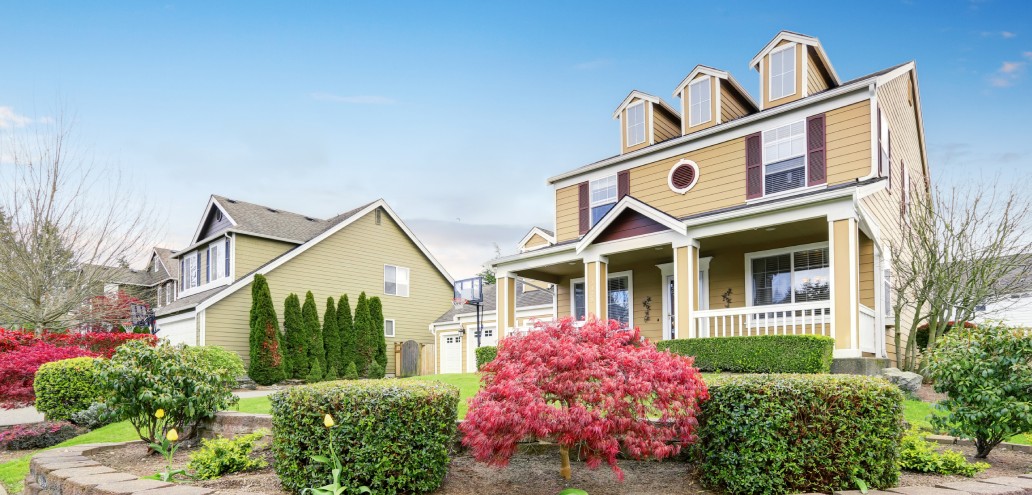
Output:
[
  {"xmin": 152, "ymin": 247, "xmax": 179, "ymax": 282},
  {"xmin": 672, "ymin": 65, "xmax": 758, "ymax": 112},
  {"xmin": 612, "ymin": 90, "xmax": 680, "ymax": 120},
  {"xmin": 518, "ymin": 226, "xmax": 556, "ymax": 251},
  {"xmin": 575, "ymin": 196, "xmax": 687, "ymax": 253},
  {"xmin": 749, "ymin": 31, "xmax": 840, "ymax": 85},
  {"xmin": 433, "ymin": 281, "xmax": 553, "ymax": 324}
]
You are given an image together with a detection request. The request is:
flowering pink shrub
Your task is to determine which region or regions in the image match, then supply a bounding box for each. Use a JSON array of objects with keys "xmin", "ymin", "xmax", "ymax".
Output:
[
  {"xmin": 459, "ymin": 318, "xmax": 709, "ymax": 481},
  {"xmin": 0, "ymin": 342, "xmax": 97, "ymax": 409},
  {"xmin": 0, "ymin": 421, "xmax": 83, "ymax": 450}
]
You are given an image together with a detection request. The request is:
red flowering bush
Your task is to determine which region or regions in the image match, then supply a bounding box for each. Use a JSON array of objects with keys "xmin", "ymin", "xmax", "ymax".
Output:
[
  {"xmin": 0, "ymin": 342, "xmax": 97, "ymax": 409},
  {"xmin": 460, "ymin": 318, "xmax": 709, "ymax": 481},
  {"xmin": 0, "ymin": 421, "xmax": 83, "ymax": 450}
]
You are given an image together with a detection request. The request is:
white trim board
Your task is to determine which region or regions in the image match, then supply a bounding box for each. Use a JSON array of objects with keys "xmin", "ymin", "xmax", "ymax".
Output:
[
  {"xmin": 190, "ymin": 196, "xmax": 238, "ymax": 245},
  {"xmin": 612, "ymin": 90, "xmax": 680, "ymax": 120},
  {"xmin": 518, "ymin": 227, "xmax": 556, "ymax": 252},
  {"xmin": 749, "ymin": 31, "xmax": 841, "ymax": 85}
]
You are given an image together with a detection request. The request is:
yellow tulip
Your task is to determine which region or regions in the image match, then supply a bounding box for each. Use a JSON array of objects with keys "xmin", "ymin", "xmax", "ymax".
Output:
[
  {"xmin": 155, "ymin": 409, "xmax": 165, "ymax": 419},
  {"xmin": 323, "ymin": 414, "xmax": 334, "ymax": 428},
  {"xmin": 166, "ymin": 428, "xmax": 178, "ymax": 442}
]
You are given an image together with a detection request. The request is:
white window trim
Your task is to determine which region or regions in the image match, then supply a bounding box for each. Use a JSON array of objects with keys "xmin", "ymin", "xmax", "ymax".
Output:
[
  {"xmin": 571, "ymin": 278, "xmax": 587, "ymax": 326},
  {"xmin": 589, "ymin": 174, "xmax": 618, "ymax": 225},
  {"xmin": 626, "ymin": 101, "xmax": 646, "ymax": 147},
  {"xmin": 569, "ymin": 270, "xmax": 634, "ymax": 327},
  {"xmin": 688, "ymin": 76, "xmax": 712, "ymax": 127},
  {"xmin": 768, "ymin": 43, "xmax": 797, "ymax": 101},
  {"xmin": 744, "ymin": 241, "xmax": 830, "ymax": 307},
  {"xmin": 178, "ymin": 238, "xmax": 233, "ymax": 298},
  {"xmin": 383, "ymin": 264, "xmax": 410, "ymax": 297},
  {"xmin": 384, "ymin": 319, "xmax": 395, "ymax": 337},
  {"xmin": 668, "ymin": 159, "xmax": 701, "ymax": 194},
  {"xmin": 207, "ymin": 241, "xmax": 222, "ymax": 283},
  {"xmin": 761, "ymin": 119, "xmax": 807, "ymax": 197}
]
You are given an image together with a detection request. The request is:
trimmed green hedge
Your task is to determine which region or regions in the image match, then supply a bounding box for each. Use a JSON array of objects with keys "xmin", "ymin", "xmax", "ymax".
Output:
[
  {"xmin": 34, "ymin": 357, "xmax": 104, "ymax": 421},
  {"xmin": 656, "ymin": 335, "xmax": 833, "ymax": 373},
  {"xmin": 698, "ymin": 374, "xmax": 904, "ymax": 494},
  {"xmin": 474, "ymin": 346, "xmax": 497, "ymax": 371},
  {"xmin": 272, "ymin": 379, "xmax": 459, "ymax": 494}
]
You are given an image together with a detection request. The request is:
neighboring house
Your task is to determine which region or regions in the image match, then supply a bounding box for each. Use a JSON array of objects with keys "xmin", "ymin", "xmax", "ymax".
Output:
[
  {"xmin": 492, "ymin": 31, "xmax": 929, "ymax": 366},
  {"xmin": 154, "ymin": 195, "xmax": 454, "ymax": 373},
  {"xmin": 974, "ymin": 257, "xmax": 1032, "ymax": 328},
  {"xmin": 150, "ymin": 247, "xmax": 180, "ymax": 311},
  {"xmin": 94, "ymin": 246, "xmax": 178, "ymax": 309}
]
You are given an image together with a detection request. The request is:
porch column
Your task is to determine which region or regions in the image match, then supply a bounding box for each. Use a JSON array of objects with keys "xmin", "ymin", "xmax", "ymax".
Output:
[
  {"xmin": 829, "ymin": 216, "xmax": 860, "ymax": 357},
  {"xmin": 673, "ymin": 240, "xmax": 699, "ymax": 339},
  {"xmin": 584, "ymin": 255, "xmax": 608, "ymax": 321},
  {"xmin": 496, "ymin": 273, "xmax": 517, "ymax": 337}
]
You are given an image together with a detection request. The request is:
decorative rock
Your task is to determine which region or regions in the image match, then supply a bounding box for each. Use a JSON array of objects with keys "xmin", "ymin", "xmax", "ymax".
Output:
[
  {"xmin": 889, "ymin": 486, "xmax": 972, "ymax": 494},
  {"xmin": 936, "ymin": 481, "xmax": 1027, "ymax": 494},
  {"xmin": 91, "ymin": 478, "xmax": 171, "ymax": 495},
  {"xmin": 881, "ymin": 367, "xmax": 924, "ymax": 393},
  {"xmin": 197, "ymin": 411, "xmax": 272, "ymax": 440}
]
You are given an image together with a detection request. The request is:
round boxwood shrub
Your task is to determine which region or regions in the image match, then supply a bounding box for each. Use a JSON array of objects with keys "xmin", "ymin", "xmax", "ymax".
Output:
[
  {"xmin": 272, "ymin": 379, "xmax": 459, "ymax": 494},
  {"xmin": 33, "ymin": 357, "xmax": 104, "ymax": 421},
  {"xmin": 474, "ymin": 345, "xmax": 497, "ymax": 371},
  {"xmin": 183, "ymin": 345, "xmax": 245, "ymax": 380},
  {"xmin": 698, "ymin": 374, "xmax": 904, "ymax": 494}
]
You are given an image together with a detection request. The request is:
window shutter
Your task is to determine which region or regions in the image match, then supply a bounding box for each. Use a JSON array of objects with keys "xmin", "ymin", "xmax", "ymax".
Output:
[
  {"xmin": 745, "ymin": 132, "xmax": 763, "ymax": 199},
  {"xmin": 195, "ymin": 253, "xmax": 201, "ymax": 286},
  {"xmin": 205, "ymin": 249, "xmax": 210, "ymax": 283},
  {"xmin": 578, "ymin": 181, "xmax": 590, "ymax": 235},
  {"xmin": 877, "ymin": 107, "xmax": 883, "ymax": 176},
  {"xmin": 617, "ymin": 170, "xmax": 630, "ymax": 199},
  {"xmin": 806, "ymin": 113, "xmax": 826, "ymax": 186},
  {"xmin": 224, "ymin": 239, "xmax": 230, "ymax": 277},
  {"xmin": 179, "ymin": 259, "xmax": 184, "ymax": 288}
]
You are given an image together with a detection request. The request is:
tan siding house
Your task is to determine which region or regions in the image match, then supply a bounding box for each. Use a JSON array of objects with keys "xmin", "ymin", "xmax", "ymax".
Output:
[{"xmin": 492, "ymin": 30, "xmax": 930, "ymax": 370}]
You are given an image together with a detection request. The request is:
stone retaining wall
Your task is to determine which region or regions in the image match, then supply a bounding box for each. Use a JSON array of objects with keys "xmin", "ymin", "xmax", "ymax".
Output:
[
  {"xmin": 197, "ymin": 411, "xmax": 272, "ymax": 440},
  {"xmin": 24, "ymin": 443, "xmax": 211, "ymax": 495}
]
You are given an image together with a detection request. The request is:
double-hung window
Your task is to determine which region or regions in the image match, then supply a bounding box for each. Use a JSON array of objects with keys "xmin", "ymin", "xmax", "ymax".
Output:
[
  {"xmin": 688, "ymin": 77, "xmax": 711, "ymax": 126},
  {"xmin": 749, "ymin": 245, "xmax": 830, "ymax": 307},
  {"xmin": 384, "ymin": 319, "xmax": 395, "ymax": 337},
  {"xmin": 181, "ymin": 253, "xmax": 200, "ymax": 290},
  {"xmin": 570, "ymin": 272, "xmax": 632, "ymax": 328},
  {"xmin": 626, "ymin": 101, "xmax": 645, "ymax": 146},
  {"xmin": 762, "ymin": 121, "xmax": 807, "ymax": 195},
  {"xmin": 589, "ymin": 175, "xmax": 618, "ymax": 225},
  {"xmin": 572, "ymin": 281, "xmax": 586, "ymax": 321},
  {"xmin": 769, "ymin": 44, "xmax": 796, "ymax": 100},
  {"xmin": 207, "ymin": 243, "xmax": 221, "ymax": 282},
  {"xmin": 384, "ymin": 265, "xmax": 410, "ymax": 297}
]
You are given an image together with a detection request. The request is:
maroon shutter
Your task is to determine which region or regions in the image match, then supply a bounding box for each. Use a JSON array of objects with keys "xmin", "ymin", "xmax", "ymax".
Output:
[
  {"xmin": 578, "ymin": 182, "xmax": 590, "ymax": 235},
  {"xmin": 806, "ymin": 113, "xmax": 826, "ymax": 186},
  {"xmin": 617, "ymin": 170, "xmax": 630, "ymax": 199},
  {"xmin": 745, "ymin": 132, "xmax": 763, "ymax": 199},
  {"xmin": 877, "ymin": 107, "xmax": 884, "ymax": 179}
]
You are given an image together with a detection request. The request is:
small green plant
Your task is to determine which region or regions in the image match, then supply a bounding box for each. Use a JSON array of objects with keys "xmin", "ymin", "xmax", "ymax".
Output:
[
  {"xmin": 149, "ymin": 409, "xmax": 188, "ymax": 482},
  {"xmin": 474, "ymin": 346, "xmax": 497, "ymax": 371},
  {"xmin": 343, "ymin": 362, "xmax": 358, "ymax": 380},
  {"xmin": 302, "ymin": 414, "xmax": 371, "ymax": 495},
  {"xmin": 367, "ymin": 361, "xmax": 385, "ymax": 379},
  {"xmin": 899, "ymin": 428, "xmax": 989, "ymax": 476},
  {"xmin": 187, "ymin": 430, "xmax": 269, "ymax": 480},
  {"xmin": 307, "ymin": 359, "xmax": 325, "ymax": 383},
  {"xmin": 558, "ymin": 490, "xmax": 589, "ymax": 495}
]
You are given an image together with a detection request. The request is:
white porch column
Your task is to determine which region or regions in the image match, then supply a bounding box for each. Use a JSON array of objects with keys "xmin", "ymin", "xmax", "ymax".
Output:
[
  {"xmin": 584, "ymin": 254, "xmax": 608, "ymax": 321},
  {"xmin": 496, "ymin": 272, "xmax": 517, "ymax": 338},
  {"xmin": 829, "ymin": 215, "xmax": 861, "ymax": 358},
  {"xmin": 673, "ymin": 239, "xmax": 700, "ymax": 339}
]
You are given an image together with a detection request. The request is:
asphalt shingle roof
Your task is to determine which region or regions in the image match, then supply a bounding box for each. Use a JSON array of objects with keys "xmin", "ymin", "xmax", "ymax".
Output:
[{"xmin": 213, "ymin": 195, "xmax": 371, "ymax": 243}]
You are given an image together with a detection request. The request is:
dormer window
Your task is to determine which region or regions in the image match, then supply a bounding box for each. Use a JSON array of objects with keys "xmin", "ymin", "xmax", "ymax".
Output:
[
  {"xmin": 769, "ymin": 44, "xmax": 796, "ymax": 100},
  {"xmin": 688, "ymin": 77, "xmax": 711, "ymax": 127},
  {"xmin": 589, "ymin": 175, "xmax": 618, "ymax": 225},
  {"xmin": 626, "ymin": 101, "xmax": 645, "ymax": 146}
]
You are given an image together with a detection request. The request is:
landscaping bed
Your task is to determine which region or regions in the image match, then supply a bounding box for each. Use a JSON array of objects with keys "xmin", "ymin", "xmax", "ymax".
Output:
[{"xmin": 896, "ymin": 442, "xmax": 1032, "ymax": 487}]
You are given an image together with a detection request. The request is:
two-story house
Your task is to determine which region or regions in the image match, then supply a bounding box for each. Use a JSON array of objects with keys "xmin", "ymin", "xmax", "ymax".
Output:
[
  {"xmin": 154, "ymin": 195, "xmax": 454, "ymax": 372},
  {"xmin": 491, "ymin": 31, "xmax": 928, "ymax": 368}
]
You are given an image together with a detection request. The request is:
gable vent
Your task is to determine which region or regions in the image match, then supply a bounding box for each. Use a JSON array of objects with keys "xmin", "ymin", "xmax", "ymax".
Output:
[
  {"xmin": 266, "ymin": 208, "xmax": 278, "ymax": 213},
  {"xmin": 226, "ymin": 199, "xmax": 237, "ymax": 203},
  {"xmin": 668, "ymin": 159, "xmax": 700, "ymax": 194},
  {"xmin": 304, "ymin": 216, "xmax": 315, "ymax": 222}
]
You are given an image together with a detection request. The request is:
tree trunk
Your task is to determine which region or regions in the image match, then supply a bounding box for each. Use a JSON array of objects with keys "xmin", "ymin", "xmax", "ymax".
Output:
[
  {"xmin": 559, "ymin": 444, "xmax": 572, "ymax": 480},
  {"xmin": 974, "ymin": 437, "xmax": 1000, "ymax": 459}
]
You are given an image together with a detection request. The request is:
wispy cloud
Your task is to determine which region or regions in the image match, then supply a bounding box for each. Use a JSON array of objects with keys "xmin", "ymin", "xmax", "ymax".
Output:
[
  {"xmin": 0, "ymin": 106, "xmax": 33, "ymax": 128},
  {"xmin": 573, "ymin": 59, "xmax": 613, "ymax": 71},
  {"xmin": 980, "ymin": 30, "xmax": 1017, "ymax": 39},
  {"xmin": 989, "ymin": 60, "xmax": 1026, "ymax": 87},
  {"xmin": 310, "ymin": 92, "xmax": 397, "ymax": 105}
]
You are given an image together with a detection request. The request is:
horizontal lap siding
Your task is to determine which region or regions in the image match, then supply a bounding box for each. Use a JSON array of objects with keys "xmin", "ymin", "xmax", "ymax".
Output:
[
  {"xmin": 628, "ymin": 137, "xmax": 747, "ymax": 218},
  {"xmin": 204, "ymin": 210, "xmax": 454, "ymax": 370},
  {"xmin": 807, "ymin": 49, "xmax": 830, "ymax": 95},
  {"xmin": 826, "ymin": 101, "xmax": 872, "ymax": 185},
  {"xmin": 720, "ymin": 85, "xmax": 750, "ymax": 123},
  {"xmin": 556, "ymin": 185, "xmax": 581, "ymax": 242},
  {"xmin": 653, "ymin": 107, "xmax": 680, "ymax": 143},
  {"xmin": 524, "ymin": 234, "xmax": 550, "ymax": 249},
  {"xmin": 235, "ymin": 236, "xmax": 294, "ymax": 277}
]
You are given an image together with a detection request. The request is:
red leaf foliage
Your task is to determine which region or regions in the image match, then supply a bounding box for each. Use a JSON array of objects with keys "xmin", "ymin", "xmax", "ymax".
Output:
[{"xmin": 459, "ymin": 318, "xmax": 709, "ymax": 480}]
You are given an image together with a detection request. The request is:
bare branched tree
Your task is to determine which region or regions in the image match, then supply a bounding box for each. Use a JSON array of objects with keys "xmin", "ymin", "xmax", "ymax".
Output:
[
  {"xmin": 0, "ymin": 111, "xmax": 156, "ymax": 334},
  {"xmin": 891, "ymin": 180, "xmax": 1032, "ymax": 371}
]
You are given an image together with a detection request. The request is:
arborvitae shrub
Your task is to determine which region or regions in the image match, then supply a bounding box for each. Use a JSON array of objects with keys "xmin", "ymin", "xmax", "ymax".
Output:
[
  {"xmin": 282, "ymin": 293, "xmax": 307, "ymax": 379},
  {"xmin": 352, "ymin": 292, "xmax": 373, "ymax": 375},
  {"xmin": 306, "ymin": 358, "xmax": 324, "ymax": 383},
  {"xmin": 343, "ymin": 361, "xmax": 359, "ymax": 380},
  {"xmin": 302, "ymin": 291, "xmax": 324, "ymax": 378},
  {"xmin": 337, "ymin": 295, "xmax": 355, "ymax": 376},
  {"xmin": 368, "ymin": 361, "xmax": 386, "ymax": 379},
  {"xmin": 322, "ymin": 297, "xmax": 340, "ymax": 375},
  {"xmin": 368, "ymin": 296, "xmax": 388, "ymax": 369},
  {"xmin": 248, "ymin": 274, "xmax": 285, "ymax": 385}
]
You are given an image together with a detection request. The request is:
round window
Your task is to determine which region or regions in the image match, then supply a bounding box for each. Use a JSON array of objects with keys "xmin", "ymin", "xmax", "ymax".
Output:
[
  {"xmin": 215, "ymin": 210, "xmax": 223, "ymax": 221},
  {"xmin": 668, "ymin": 159, "xmax": 700, "ymax": 194}
]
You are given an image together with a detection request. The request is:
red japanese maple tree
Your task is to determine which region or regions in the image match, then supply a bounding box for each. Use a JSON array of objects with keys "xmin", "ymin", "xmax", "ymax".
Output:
[
  {"xmin": 77, "ymin": 291, "xmax": 149, "ymax": 333},
  {"xmin": 459, "ymin": 318, "xmax": 709, "ymax": 480}
]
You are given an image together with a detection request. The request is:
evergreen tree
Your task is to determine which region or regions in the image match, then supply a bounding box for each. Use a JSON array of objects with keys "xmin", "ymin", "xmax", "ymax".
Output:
[
  {"xmin": 282, "ymin": 293, "xmax": 307, "ymax": 379},
  {"xmin": 322, "ymin": 297, "xmax": 340, "ymax": 375},
  {"xmin": 306, "ymin": 358, "xmax": 324, "ymax": 383},
  {"xmin": 368, "ymin": 360, "xmax": 386, "ymax": 379},
  {"xmin": 301, "ymin": 291, "xmax": 325, "ymax": 379},
  {"xmin": 337, "ymin": 295, "xmax": 355, "ymax": 370},
  {"xmin": 247, "ymin": 274, "xmax": 285, "ymax": 385},
  {"xmin": 343, "ymin": 361, "xmax": 358, "ymax": 380},
  {"xmin": 368, "ymin": 296, "xmax": 388, "ymax": 369},
  {"xmin": 353, "ymin": 292, "xmax": 374, "ymax": 376}
]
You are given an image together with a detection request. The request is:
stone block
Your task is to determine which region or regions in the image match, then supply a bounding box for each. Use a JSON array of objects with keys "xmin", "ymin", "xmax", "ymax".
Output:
[
  {"xmin": 835, "ymin": 491, "xmax": 897, "ymax": 494},
  {"xmin": 936, "ymin": 481, "xmax": 1027, "ymax": 494},
  {"xmin": 50, "ymin": 465, "xmax": 116, "ymax": 478},
  {"xmin": 93, "ymin": 478, "xmax": 172, "ymax": 495},
  {"xmin": 30, "ymin": 455, "xmax": 92, "ymax": 475},
  {"xmin": 136, "ymin": 486, "xmax": 215, "ymax": 495},
  {"xmin": 889, "ymin": 486, "xmax": 972, "ymax": 495},
  {"xmin": 62, "ymin": 472, "xmax": 138, "ymax": 495},
  {"xmin": 881, "ymin": 367, "xmax": 924, "ymax": 393},
  {"xmin": 981, "ymin": 477, "xmax": 1032, "ymax": 490},
  {"xmin": 831, "ymin": 357, "xmax": 891, "ymax": 376}
]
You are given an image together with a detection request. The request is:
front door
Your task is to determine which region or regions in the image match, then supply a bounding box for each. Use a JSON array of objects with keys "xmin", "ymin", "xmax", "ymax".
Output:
[{"xmin": 663, "ymin": 275, "xmax": 676, "ymax": 340}]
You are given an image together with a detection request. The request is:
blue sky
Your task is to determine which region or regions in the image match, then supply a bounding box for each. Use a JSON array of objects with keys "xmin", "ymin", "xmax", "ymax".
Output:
[{"xmin": 1, "ymin": 1, "xmax": 1030, "ymax": 278}]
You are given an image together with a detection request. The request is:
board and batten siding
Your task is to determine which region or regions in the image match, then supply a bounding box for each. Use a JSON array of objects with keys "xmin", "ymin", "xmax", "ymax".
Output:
[
  {"xmin": 860, "ymin": 71, "xmax": 926, "ymax": 363},
  {"xmin": 202, "ymin": 208, "xmax": 453, "ymax": 371},
  {"xmin": 825, "ymin": 101, "xmax": 872, "ymax": 185},
  {"xmin": 234, "ymin": 235, "xmax": 295, "ymax": 277}
]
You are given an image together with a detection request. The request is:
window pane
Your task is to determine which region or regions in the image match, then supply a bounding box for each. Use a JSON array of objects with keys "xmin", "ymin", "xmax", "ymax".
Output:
[
  {"xmin": 608, "ymin": 276, "xmax": 630, "ymax": 326},
  {"xmin": 396, "ymin": 267, "xmax": 409, "ymax": 285},
  {"xmin": 591, "ymin": 203, "xmax": 616, "ymax": 225},
  {"xmin": 384, "ymin": 265, "xmax": 396, "ymax": 294},
  {"xmin": 765, "ymin": 156, "xmax": 806, "ymax": 194},
  {"xmin": 793, "ymin": 248, "xmax": 830, "ymax": 302},
  {"xmin": 385, "ymin": 320, "xmax": 394, "ymax": 337},
  {"xmin": 752, "ymin": 254, "xmax": 792, "ymax": 305},
  {"xmin": 573, "ymin": 282, "xmax": 586, "ymax": 320}
]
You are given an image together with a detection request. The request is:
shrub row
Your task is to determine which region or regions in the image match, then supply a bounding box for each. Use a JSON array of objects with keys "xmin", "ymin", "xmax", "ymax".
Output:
[
  {"xmin": 474, "ymin": 345, "xmax": 497, "ymax": 371},
  {"xmin": 272, "ymin": 379, "xmax": 459, "ymax": 495},
  {"xmin": 697, "ymin": 374, "xmax": 903, "ymax": 494},
  {"xmin": 657, "ymin": 335, "xmax": 834, "ymax": 373}
]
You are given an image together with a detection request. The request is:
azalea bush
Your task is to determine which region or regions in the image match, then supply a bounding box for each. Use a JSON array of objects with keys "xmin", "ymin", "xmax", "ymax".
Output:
[
  {"xmin": 460, "ymin": 318, "xmax": 709, "ymax": 481},
  {"xmin": 926, "ymin": 324, "xmax": 1032, "ymax": 458}
]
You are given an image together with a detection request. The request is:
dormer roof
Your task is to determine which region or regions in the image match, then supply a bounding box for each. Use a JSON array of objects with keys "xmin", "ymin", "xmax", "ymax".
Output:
[
  {"xmin": 749, "ymin": 31, "xmax": 840, "ymax": 85},
  {"xmin": 672, "ymin": 65, "xmax": 758, "ymax": 112},
  {"xmin": 612, "ymin": 90, "xmax": 680, "ymax": 120}
]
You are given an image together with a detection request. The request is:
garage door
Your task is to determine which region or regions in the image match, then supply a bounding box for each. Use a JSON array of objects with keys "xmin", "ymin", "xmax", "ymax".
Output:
[
  {"xmin": 465, "ymin": 326, "xmax": 498, "ymax": 372},
  {"xmin": 440, "ymin": 333, "xmax": 463, "ymax": 374}
]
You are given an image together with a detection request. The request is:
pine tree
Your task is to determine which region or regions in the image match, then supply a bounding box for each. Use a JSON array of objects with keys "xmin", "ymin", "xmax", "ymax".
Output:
[
  {"xmin": 282, "ymin": 293, "xmax": 307, "ymax": 379},
  {"xmin": 322, "ymin": 297, "xmax": 340, "ymax": 376},
  {"xmin": 353, "ymin": 292, "xmax": 374, "ymax": 376},
  {"xmin": 337, "ymin": 295, "xmax": 355, "ymax": 370},
  {"xmin": 302, "ymin": 291, "xmax": 325, "ymax": 379},
  {"xmin": 343, "ymin": 361, "xmax": 358, "ymax": 380},
  {"xmin": 247, "ymin": 274, "xmax": 285, "ymax": 385},
  {"xmin": 306, "ymin": 358, "xmax": 324, "ymax": 383},
  {"xmin": 368, "ymin": 296, "xmax": 388, "ymax": 369}
]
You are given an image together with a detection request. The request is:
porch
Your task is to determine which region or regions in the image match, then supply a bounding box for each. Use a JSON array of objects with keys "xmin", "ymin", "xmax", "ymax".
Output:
[{"xmin": 494, "ymin": 196, "xmax": 889, "ymax": 359}]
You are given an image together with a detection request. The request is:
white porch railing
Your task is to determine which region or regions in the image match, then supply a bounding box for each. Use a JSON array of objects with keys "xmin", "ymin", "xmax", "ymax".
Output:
[
  {"xmin": 859, "ymin": 305, "xmax": 877, "ymax": 354},
  {"xmin": 693, "ymin": 301, "xmax": 833, "ymax": 338}
]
